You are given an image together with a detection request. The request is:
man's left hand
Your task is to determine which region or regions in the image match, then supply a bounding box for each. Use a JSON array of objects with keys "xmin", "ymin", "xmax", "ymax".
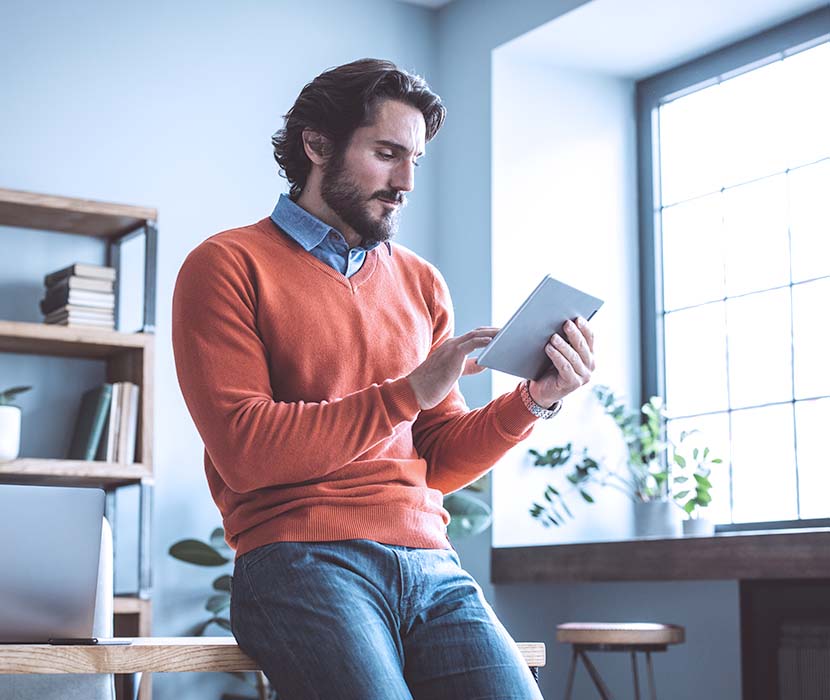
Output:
[{"xmin": 528, "ymin": 316, "xmax": 595, "ymax": 408}]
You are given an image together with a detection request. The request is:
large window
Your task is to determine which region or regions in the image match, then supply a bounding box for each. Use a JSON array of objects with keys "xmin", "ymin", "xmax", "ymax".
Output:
[{"xmin": 639, "ymin": 12, "xmax": 829, "ymax": 527}]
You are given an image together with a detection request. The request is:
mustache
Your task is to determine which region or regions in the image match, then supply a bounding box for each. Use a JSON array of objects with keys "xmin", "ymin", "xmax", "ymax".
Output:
[{"xmin": 374, "ymin": 191, "xmax": 407, "ymax": 206}]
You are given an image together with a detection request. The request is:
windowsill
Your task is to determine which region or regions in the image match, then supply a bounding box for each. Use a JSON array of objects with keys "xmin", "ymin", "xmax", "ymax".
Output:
[{"xmin": 490, "ymin": 527, "xmax": 830, "ymax": 583}]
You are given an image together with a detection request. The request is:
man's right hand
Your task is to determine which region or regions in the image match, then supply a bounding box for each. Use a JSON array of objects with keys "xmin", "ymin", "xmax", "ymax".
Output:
[{"xmin": 407, "ymin": 327, "xmax": 499, "ymax": 410}]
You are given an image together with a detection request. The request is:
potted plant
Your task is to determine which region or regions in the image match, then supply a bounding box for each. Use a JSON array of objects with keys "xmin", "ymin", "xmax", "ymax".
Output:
[
  {"xmin": 672, "ymin": 429, "xmax": 722, "ymax": 536},
  {"xmin": 530, "ymin": 385, "xmax": 719, "ymax": 538},
  {"xmin": 0, "ymin": 385, "xmax": 32, "ymax": 463}
]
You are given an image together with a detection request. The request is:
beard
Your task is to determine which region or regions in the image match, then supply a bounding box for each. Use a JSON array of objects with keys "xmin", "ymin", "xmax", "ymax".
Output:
[{"xmin": 320, "ymin": 149, "xmax": 405, "ymax": 248}]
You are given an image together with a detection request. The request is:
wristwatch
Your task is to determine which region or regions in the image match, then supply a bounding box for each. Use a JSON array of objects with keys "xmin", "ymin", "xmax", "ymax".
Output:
[{"xmin": 520, "ymin": 380, "xmax": 562, "ymax": 419}]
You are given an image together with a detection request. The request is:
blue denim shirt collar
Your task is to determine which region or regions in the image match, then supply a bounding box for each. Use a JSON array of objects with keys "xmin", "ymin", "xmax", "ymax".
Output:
[{"xmin": 270, "ymin": 194, "xmax": 391, "ymax": 256}]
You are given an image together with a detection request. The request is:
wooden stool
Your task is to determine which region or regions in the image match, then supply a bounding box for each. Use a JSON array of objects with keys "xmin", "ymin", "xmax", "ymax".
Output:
[{"xmin": 556, "ymin": 622, "xmax": 685, "ymax": 700}]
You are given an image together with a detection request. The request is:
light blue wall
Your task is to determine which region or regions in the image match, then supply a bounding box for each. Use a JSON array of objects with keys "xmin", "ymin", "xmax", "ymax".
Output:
[
  {"xmin": 1, "ymin": 0, "xmax": 744, "ymax": 697},
  {"xmin": 0, "ymin": 1, "xmax": 438, "ymax": 697},
  {"xmin": 433, "ymin": 1, "xmax": 741, "ymax": 698}
]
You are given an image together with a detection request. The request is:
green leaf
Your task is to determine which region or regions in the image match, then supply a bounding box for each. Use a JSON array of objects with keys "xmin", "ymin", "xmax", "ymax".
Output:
[
  {"xmin": 673, "ymin": 454, "xmax": 687, "ymax": 468},
  {"xmin": 703, "ymin": 447, "xmax": 710, "ymax": 459},
  {"xmin": 692, "ymin": 448, "xmax": 699, "ymax": 460},
  {"xmin": 445, "ymin": 492, "xmax": 492, "ymax": 540},
  {"xmin": 674, "ymin": 476, "xmax": 689, "ymax": 484},
  {"xmin": 206, "ymin": 593, "xmax": 231, "ymax": 614},
  {"xmin": 546, "ymin": 484, "xmax": 560, "ymax": 496},
  {"xmin": 684, "ymin": 501, "xmax": 696, "ymax": 514},
  {"xmin": 711, "ymin": 458, "xmax": 723, "ymax": 464},
  {"xmin": 169, "ymin": 539, "xmax": 231, "ymax": 566},
  {"xmin": 580, "ymin": 490, "xmax": 595, "ymax": 503},
  {"xmin": 674, "ymin": 490, "xmax": 690, "ymax": 499},
  {"xmin": 694, "ymin": 474, "xmax": 713, "ymax": 488},
  {"xmin": 213, "ymin": 574, "xmax": 232, "ymax": 592}
]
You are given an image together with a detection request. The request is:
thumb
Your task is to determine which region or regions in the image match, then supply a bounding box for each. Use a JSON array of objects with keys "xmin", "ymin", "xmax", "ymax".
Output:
[{"xmin": 462, "ymin": 357, "xmax": 488, "ymax": 376}]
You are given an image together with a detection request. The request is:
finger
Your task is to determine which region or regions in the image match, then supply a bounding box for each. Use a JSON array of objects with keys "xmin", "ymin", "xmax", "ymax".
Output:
[
  {"xmin": 462, "ymin": 357, "xmax": 488, "ymax": 376},
  {"xmin": 575, "ymin": 316, "xmax": 594, "ymax": 354},
  {"xmin": 564, "ymin": 320, "xmax": 596, "ymax": 371},
  {"xmin": 545, "ymin": 344, "xmax": 581, "ymax": 388},
  {"xmin": 547, "ymin": 338, "xmax": 590, "ymax": 385},
  {"xmin": 458, "ymin": 335, "xmax": 495, "ymax": 354},
  {"xmin": 455, "ymin": 327, "xmax": 500, "ymax": 343}
]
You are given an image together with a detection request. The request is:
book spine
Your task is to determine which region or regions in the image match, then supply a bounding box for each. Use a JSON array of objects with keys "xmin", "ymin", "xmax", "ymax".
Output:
[{"xmin": 86, "ymin": 384, "xmax": 114, "ymax": 460}]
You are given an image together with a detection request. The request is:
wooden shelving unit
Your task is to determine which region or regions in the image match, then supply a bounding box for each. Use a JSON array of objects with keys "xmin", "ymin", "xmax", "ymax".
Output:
[{"xmin": 0, "ymin": 188, "xmax": 157, "ymax": 700}]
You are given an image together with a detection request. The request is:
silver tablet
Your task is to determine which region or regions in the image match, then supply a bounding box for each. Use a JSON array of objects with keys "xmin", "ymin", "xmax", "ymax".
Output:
[{"xmin": 476, "ymin": 275, "xmax": 603, "ymax": 381}]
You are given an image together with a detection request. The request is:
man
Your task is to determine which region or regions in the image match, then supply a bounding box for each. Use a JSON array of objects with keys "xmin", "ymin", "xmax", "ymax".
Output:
[{"xmin": 172, "ymin": 58, "xmax": 595, "ymax": 699}]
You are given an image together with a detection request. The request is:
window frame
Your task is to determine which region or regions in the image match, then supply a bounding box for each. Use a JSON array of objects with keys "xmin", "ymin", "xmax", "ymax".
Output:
[{"xmin": 635, "ymin": 7, "xmax": 830, "ymax": 532}]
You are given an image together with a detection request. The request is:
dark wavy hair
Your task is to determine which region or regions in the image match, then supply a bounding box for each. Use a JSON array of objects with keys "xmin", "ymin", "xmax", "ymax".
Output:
[{"xmin": 272, "ymin": 58, "xmax": 446, "ymax": 200}]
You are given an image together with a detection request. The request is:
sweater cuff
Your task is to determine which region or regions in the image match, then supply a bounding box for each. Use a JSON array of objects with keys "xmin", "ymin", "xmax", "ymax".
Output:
[
  {"xmin": 495, "ymin": 383, "xmax": 540, "ymax": 439},
  {"xmin": 381, "ymin": 376, "xmax": 422, "ymax": 425}
]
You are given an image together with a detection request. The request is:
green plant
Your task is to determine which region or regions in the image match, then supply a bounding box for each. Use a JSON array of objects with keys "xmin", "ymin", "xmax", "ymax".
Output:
[
  {"xmin": 529, "ymin": 385, "xmax": 721, "ymax": 527},
  {"xmin": 169, "ymin": 527, "xmax": 267, "ymax": 699},
  {"xmin": 672, "ymin": 429, "xmax": 723, "ymax": 519},
  {"xmin": 0, "ymin": 385, "xmax": 32, "ymax": 406}
]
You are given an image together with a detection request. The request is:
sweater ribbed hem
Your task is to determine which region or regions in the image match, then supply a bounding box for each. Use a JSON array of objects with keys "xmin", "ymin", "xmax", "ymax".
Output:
[
  {"xmin": 495, "ymin": 384, "xmax": 539, "ymax": 439},
  {"xmin": 381, "ymin": 376, "xmax": 421, "ymax": 425},
  {"xmin": 233, "ymin": 503, "xmax": 452, "ymax": 560}
]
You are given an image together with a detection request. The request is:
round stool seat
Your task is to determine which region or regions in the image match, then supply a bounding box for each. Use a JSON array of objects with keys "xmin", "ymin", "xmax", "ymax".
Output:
[{"xmin": 557, "ymin": 622, "xmax": 685, "ymax": 646}]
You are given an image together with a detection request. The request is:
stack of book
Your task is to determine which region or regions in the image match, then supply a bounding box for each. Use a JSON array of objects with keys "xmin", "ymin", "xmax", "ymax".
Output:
[
  {"xmin": 40, "ymin": 263, "xmax": 116, "ymax": 329},
  {"xmin": 67, "ymin": 381, "xmax": 140, "ymax": 463}
]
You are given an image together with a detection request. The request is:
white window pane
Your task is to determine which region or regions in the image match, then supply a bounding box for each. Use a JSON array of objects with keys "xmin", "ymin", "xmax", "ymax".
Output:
[
  {"xmin": 731, "ymin": 404, "xmax": 797, "ymax": 523},
  {"xmin": 667, "ymin": 413, "xmax": 731, "ymax": 524},
  {"xmin": 661, "ymin": 193, "xmax": 725, "ymax": 311},
  {"xmin": 723, "ymin": 175, "xmax": 789, "ymax": 296},
  {"xmin": 796, "ymin": 398, "xmax": 830, "ymax": 520},
  {"xmin": 664, "ymin": 303, "xmax": 728, "ymax": 416},
  {"xmin": 793, "ymin": 278, "xmax": 830, "ymax": 399},
  {"xmin": 789, "ymin": 160, "xmax": 830, "ymax": 283},
  {"xmin": 659, "ymin": 85, "xmax": 724, "ymax": 205},
  {"xmin": 726, "ymin": 288, "xmax": 792, "ymax": 409},
  {"xmin": 720, "ymin": 59, "xmax": 789, "ymax": 187},
  {"xmin": 782, "ymin": 42, "xmax": 830, "ymax": 167}
]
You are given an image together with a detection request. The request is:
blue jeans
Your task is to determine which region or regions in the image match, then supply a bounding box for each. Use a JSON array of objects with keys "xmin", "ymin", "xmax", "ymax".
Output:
[{"xmin": 230, "ymin": 539, "xmax": 544, "ymax": 700}]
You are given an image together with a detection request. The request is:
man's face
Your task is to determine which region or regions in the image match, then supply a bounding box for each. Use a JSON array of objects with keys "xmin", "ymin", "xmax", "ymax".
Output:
[{"xmin": 320, "ymin": 99, "xmax": 426, "ymax": 247}]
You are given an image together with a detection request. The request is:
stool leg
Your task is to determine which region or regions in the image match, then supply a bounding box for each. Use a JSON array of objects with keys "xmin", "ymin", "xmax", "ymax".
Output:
[
  {"xmin": 563, "ymin": 647, "xmax": 578, "ymax": 700},
  {"xmin": 579, "ymin": 649, "xmax": 615, "ymax": 700},
  {"xmin": 631, "ymin": 651, "xmax": 641, "ymax": 700},
  {"xmin": 646, "ymin": 651, "xmax": 657, "ymax": 700}
]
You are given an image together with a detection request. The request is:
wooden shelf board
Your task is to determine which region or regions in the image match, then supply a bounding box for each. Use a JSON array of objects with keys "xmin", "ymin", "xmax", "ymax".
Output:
[
  {"xmin": 0, "ymin": 459, "xmax": 152, "ymax": 488},
  {"xmin": 491, "ymin": 529, "xmax": 830, "ymax": 583},
  {"xmin": 0, "ymin": 637, "xmax": 545, "ymax": 675},
  {"xmin": 0, "ymin": 188, "xmax": 156, "ymax": 238},
  {"xmin": 0, "ymin": 319, "xmax": 150, "ymax": 358}
]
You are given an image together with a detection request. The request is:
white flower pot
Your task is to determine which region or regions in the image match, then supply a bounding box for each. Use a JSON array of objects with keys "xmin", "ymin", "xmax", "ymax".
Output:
[
  {"xmin": 0, "ymin": 405, "xmax": 22, "ymax": 462},
  {"xmin": 682, "ymin": 518, "xmax": 715, "ymax": 537},
  {"xmin": 633, "ymin": 500, "xmax": 681, "ymax": 539}
]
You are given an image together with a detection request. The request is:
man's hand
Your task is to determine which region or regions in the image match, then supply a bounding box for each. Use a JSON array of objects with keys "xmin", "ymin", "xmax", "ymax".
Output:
[
  {"xmin": 529, "ymin": 316, "xmax": 595, "ymax": 408},
  {"xmin": 408, "ymin": 327, "xmax": 499, "ymax": 410}
]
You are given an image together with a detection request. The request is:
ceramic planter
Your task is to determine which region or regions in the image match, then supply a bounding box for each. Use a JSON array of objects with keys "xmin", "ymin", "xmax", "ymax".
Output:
[
  {"xmin": 0, "ymin": 404, "xmax": 21, "ymax": 462},
  {"xmin": 633, "ymin": 500, "xmax": 681, "ymax": 538},
  {"xmin": 682, "ymin": 517, "xmax": 715, "ymax": 537}
]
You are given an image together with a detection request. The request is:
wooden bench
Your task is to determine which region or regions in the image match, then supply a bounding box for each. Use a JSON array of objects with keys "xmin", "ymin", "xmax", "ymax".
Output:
[{"xmin": 0, "ymin": 637, "xmax": 547, "ymax": 695}]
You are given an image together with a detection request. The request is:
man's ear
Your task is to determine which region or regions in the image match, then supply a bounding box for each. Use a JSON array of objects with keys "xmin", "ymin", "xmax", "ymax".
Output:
[{"xmin": 302, "ymin": 129, "xmax": 334, "ymax": 166}]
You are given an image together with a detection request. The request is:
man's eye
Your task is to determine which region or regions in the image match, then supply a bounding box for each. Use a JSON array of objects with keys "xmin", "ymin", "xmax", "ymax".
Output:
[{"xmin": 378, "ymin": 152, "xmax": 394, "ymax": 160}]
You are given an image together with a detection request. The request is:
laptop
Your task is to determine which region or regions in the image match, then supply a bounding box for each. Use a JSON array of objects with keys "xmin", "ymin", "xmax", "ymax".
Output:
[{"xmin": 0, "ymin": 484, "xmax": 104, "ymax": 644}]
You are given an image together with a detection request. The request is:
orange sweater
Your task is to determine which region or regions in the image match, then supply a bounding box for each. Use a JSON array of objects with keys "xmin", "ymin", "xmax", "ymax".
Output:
[{"xmin": 172, "ymin": 217, "xmax": 538, "ymax": 557}]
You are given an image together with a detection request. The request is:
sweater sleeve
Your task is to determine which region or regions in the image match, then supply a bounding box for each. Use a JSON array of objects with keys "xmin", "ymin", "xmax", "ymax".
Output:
[
  {"xmin": 171, "ymin": 239, "xmax": 421, "ymax": 494},
  {"xmin": 411, "ymin": 268, "xmax": 539, "ymax": 494}
]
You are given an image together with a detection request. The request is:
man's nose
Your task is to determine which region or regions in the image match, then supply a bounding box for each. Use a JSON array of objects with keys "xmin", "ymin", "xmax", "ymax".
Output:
[{"xmin": 390, "ymin": 160, "xmax": 415, "ymax": 193}]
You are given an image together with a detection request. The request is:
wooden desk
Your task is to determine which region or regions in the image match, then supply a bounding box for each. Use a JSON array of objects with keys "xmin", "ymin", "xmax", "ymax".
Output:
[{"xmin": 0, "ymin": 636, "xmax": 546, "ymax": 678}]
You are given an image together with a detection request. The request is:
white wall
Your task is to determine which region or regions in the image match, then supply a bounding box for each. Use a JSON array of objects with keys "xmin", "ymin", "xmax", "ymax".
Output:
[{"xmin": 491, "ymin": 52, "xmax": 640, "ymax": 548}]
